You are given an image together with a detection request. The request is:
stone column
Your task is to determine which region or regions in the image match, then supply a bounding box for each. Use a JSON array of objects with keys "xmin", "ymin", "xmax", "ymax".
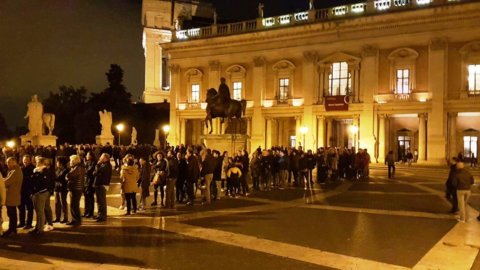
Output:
[
  {"xmin": 246, "ymin": 117, "xmax": 252, "ymax": 151},
  {"xmin": 168, "ymin": 65, "xmax": 181, "ymax": 146},
  {"xmin": 302, "ymin": 52, "xmax": 317, "ymax": 150},
  {"xmin": 266, "ymin": 118, "xmax": 273, "ymax": 149},
  {"xmin": 378, "ymin": 114, "xmax": 386, "ymax": 162},
  {"xmin": 251, "ymin": 57, "xmax": 266, "ymax": 152},
  {"xmin": 295, "ymin": 116, "xmax": 302, "ymax": 149},
  {"xmin": 353, "ymin": 116, "xmax": 359, "ymax": 152},
  {"xmin": 180, "ymin": 118, "xmax": 186, "ymax": 145},
  {"xmin": 317, "ymin": 116, "xmax": 325, "ymax": 148},
  {"xmin": 449, "ymin": 112, "xmax": 457, "ymax": 160},
  {"xmin": 427, "ymin": 38, "xmax": 447, "ymax": 164},
  {"xmin": 326, "ymin": 118, "xmax": 333, "ymax": 147},
  {"xmin": 418, "ymin": 113, "xmax": 427, "ymax": 162}
]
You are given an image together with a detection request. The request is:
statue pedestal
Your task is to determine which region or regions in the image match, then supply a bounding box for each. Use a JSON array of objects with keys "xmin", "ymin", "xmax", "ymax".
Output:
[
  {"xmin": 201, "ymin": 134, "xmax": 249, "ymax": 154},
  {"xmin": 96, "ymin": 135, "xmax": 114, "ymax": 145},
  {"xmin": 153, "ymin": 139, "xmax": 161, "ymax": 148},
  {"xmin": 21, "ymin": 135, "xmax": 57, "ymax": 147}
]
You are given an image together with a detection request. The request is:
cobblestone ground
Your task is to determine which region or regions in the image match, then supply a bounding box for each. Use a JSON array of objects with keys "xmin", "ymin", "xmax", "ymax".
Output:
[{"xmin": 1, "ymin": 164, "xmax": 480, "ymax": 270}]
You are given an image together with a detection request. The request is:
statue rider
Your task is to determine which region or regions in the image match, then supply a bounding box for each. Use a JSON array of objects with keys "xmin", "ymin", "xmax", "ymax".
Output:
[{"xmin": 217, "ymin": 77, "xmax": 230, "ymax": 104}]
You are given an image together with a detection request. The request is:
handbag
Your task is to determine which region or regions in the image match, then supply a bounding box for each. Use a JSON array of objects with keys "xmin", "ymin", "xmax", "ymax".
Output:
[{"xmin": 152, "ymin": 172, "xmax": 161, "ymax": 185}]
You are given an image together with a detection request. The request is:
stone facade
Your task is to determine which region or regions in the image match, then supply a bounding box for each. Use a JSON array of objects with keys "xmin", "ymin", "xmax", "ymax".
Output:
[{"xmin": 143, "ymin": 0, "xmax": 480, "ymax": 164}]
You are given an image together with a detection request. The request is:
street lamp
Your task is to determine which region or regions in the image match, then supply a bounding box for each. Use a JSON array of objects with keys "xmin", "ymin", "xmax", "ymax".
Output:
[
  {"xmin": 349, "ymin": 125, "xmax": 359, "ymax": 151},
  {"xmin": 6, "ymin": 140, "xmax": 15, "ymax": 148},
  {"xmin": 300, "ymin": 126, "xmax": 309, "ymax": 150},
  {"xmin": 162, "ymin": 125, "xmax": 170, "ymax": 149},
  {"xmin": 116, "ymin": 123, "xmax": 125, "ymax": 146}
]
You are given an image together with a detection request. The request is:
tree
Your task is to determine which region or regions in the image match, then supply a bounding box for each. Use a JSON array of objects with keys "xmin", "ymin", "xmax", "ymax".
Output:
[
  {"xmin": 43, "ymin": 85, "xmax": 89, "ymax": 144},
  {"xmin": 0, "ymin": 112, "xmax": 11, "ymax": 140}
]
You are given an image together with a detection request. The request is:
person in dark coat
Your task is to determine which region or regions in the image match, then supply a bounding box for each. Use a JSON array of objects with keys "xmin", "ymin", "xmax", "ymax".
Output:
[
  {"xmin": 176, "ymin": 152, "xmax": 188, "ymax": 203},
  {"xmin": 186, "ymin": 149, "xmax": 200, "ymax": 206},
  {"xmin": 53, "ymin": 157, "xmax": 69, "ymax": 223},
  {"xmin": 452, "ymin": 162, "xmax": 474, "ymax": 222},
  {"xmin": 18, "ymin": 155, "xmax": 35, "ymax": 229},
  {"xmin": 165, "ymin": 151, "xmax": 178, "ymax": 208},
  {"xmin": 93, "ymin": 153, "xmax": 112, "ymax": 222},
  {"xmin": 83, "ymin": 152, "xmax": 96, "ymax": 218},
  {"xmin": 138, "ymin": 157, "xmax": 151, "ymax": 210},
  {"xmin": 2, "ymin": 158, "xmax": 23, "ymax": 237},
  {"xmin": 446, "ymin": 157, "xmax": 459, "ymax": 214},
  {"xmin": 66, "ymin": 155, "xmax": 85, "ymax": 226}
]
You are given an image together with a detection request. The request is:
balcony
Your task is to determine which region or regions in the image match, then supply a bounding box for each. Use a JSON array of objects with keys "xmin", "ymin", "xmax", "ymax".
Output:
[
  {"xmin": 263, "ymin": 98, "xmax": 304, "ymax": 108},
  {"xmin": 374, "ymin": 91, "xmax": 432, "ymax": 103},
  {"xmin": 170, "ymin": 0, "xmax": 470, "ymax": 41}
]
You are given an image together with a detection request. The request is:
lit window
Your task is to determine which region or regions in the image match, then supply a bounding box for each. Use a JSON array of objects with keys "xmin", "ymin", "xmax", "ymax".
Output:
[
  {"xmin": 191, "ymin": 84, "xmax": 200, "ymax": 103},
  {"xmin": 329, "ymin": 62, "xmax": 351, "ymax": 96},
  {"xmin": 279, "ymin": 78, "xmax": 289, "ymax": 102},
  {"xmin": 233, "ymin": 81, "xmax": 242, "ymax": 101},
  {"xmin": 468, "ymin": 64, "xmax": 480, "ymax": 94},
  {"xmin": 396, "ymin": 69, "xmax": 410, "ymax": 94},
  {"xmin": 464, "ymin": 136, "xmax": 478, "ymax": 158},
  {"xmin": 290, "ymin": 135, "xmax": 296, "ymax": 148}
]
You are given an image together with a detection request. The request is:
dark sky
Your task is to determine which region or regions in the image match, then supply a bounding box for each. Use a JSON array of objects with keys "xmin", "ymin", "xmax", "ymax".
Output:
[{"xmin": 0, "ymin": 0, "xmax": 352, "ymax": 129}]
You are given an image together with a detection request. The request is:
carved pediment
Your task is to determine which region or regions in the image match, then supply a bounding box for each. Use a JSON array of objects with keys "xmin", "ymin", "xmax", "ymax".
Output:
[
  {"xmin": 388, "ymin": 48, "xmax": 419, "ymax": 62},
  {"xmin": 460, "ymin": 41, "xmax": 480, "ymax": 60},
  {"xmin": 318, "ymin": 52, "xmax": 361, "ymax": 65},
  {"xmin": 184, "ymin": 68, "xmax": 203, "ymax": 81},
  {"xmin": 226, "ymin": 65, "xmax": 246, "ymax": 75},
  {"xmin": 272, "ymin": 60, "xmax": 296, "ymax": 71}
]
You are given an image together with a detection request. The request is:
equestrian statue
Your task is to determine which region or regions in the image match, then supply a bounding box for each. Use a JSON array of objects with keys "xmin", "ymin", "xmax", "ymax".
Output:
[{"xmin": 205, "ymin": 77, "xmax": 246, "ymax": 134}]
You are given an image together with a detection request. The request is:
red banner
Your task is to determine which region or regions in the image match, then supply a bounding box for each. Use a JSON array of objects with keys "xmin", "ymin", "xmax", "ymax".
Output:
[{"xmin": 325, "ymin": 95, "xmax": 349, "ymax": 111}]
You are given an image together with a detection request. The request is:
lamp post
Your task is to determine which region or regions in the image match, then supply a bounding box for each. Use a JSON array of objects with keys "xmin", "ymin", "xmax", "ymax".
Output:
[
  {"xmin": 116, "ymin": 123, "xmax": 125, "ymax": 146},
  {"xmin": 162, "ymin": 124, "xmax": 170, "ymax": 149},
  {"xmin": 349, "ymin": 125, "xmax": 359, "ymax": 152},
  {"xmin": 6, "ymin": 140, "xmax": 15, "ymax": 148},
  {"xmin": 300, "ymin": 126, "xmax": 309, "ymax": 150}
]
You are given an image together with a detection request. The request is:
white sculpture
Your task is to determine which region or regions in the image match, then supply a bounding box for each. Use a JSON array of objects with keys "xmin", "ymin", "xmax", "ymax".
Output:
[
  {"xmin": 258, "ymin": 3, "xmax": 264, "ymax": 18},
  {"xmin": 24, "ymin": 95, "xmax": 44, "ymax": 136},
  {"xmin": 98, "ymin": 110, "xmax": 113, "ymax": 137},
  {"xmin": 309, "ymin": 0, "xmax": 315, "ymax": 10},
  {"xmin": 42, "ymin": 114, "xmax": 56, "ymax": 136},
  {"xmin": 131, "ymin": 127, "xmax": 138, "ymax": 145}
]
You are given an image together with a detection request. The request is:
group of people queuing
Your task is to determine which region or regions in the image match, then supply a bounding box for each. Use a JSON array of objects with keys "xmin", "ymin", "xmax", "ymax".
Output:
[{"xmin": 0, "ymin": 143, "xmax": 114, "ymax": 237}]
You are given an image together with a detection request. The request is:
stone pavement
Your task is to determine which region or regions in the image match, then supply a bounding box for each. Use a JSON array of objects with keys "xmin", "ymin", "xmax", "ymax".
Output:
[{"xmin": 1, "ymin": 165, "xmax": 480, "ymax": 270}]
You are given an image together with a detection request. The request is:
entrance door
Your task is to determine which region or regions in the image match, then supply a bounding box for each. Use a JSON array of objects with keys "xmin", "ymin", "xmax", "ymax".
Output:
[
  {"xmin": 464, "ymin": 136, "xmax": 478, "ymax": 160},
  {"xmin": 397, "ymin": 135, "xmax": 411, "ymax": 161}
]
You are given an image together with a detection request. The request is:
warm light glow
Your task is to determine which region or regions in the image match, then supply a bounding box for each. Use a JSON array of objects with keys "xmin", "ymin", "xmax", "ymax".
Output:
[
  {"xmin": 349, "ymin": 125, "xmax": 359, "ymax": 134},
  {"xmin": 200, "ymin": 103, "xmax": 208, "ymax": 110},
  {"xmin": 300, "ymin": 126, "xmax": 309, "ymax": 135},
  {"xmin": 178, "ymin": 103, "xmax": 187, "ymax": 110},
  {"xmin": 247, "ymin": 101, "xmax": 255, "ymax": 108},
  {"xmin": 262, "ymin": 100, "xmax": 274, "ymax": 108},
  {"xmin": 291, "ymin": 98, "xmax": 304, "ymax": 107},
  {"xmin": 116, "ymin": 123, "xmax": 125, "ymax": 132},
  {"xmin": 6, "ymin": 140, "xmax": 15, "ymax": 148},
  {"xmin": 418, "ymin": 98, "xmax": 427, "ymax": 102},
  {"xmin": 162, "ymin": 125, "xmax": 170, "ymax": 134},
  {"xmin": 377, "ymin": 100, "xmax": 387, "ymax": 104}
]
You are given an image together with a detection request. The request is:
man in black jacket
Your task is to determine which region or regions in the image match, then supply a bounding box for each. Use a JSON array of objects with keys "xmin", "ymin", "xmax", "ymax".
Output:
[
  {"xmin": 93, "ymin": 153, "xmax": 112, "ymax": 222},
  {"xmin": 186, "ymin": 149, "xmax": 200, "ymax": 206},
  {"xmin": 201, "ymin": 149, "xmax": 216, "ymax": 205},
  {"xmin": 18, "ymin": 155, "xmax": 34, "ymax": 229}
]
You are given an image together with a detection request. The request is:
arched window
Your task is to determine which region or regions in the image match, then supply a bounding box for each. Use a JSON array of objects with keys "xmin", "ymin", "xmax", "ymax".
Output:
[
  {"xmin": 273, "ymin": 60, "xmax": 296, "ymax": 103},
  {"xmin": 388, "ymin": 48, "xmax": 419, "ymax": 95},
  {"xmin": 318, "ymin": 52, "xmax": 360, "ymax": 101},
  {"xmin": 226, "ymin": 65, "xmax": 247, "ymax": 101},
  {"xmin": 184, "ymin": 68, "xmax": 203, "ymax": 104},
  {"xmin": 460, "ymin": 41, "xmax": 480, "ymax": 96}
]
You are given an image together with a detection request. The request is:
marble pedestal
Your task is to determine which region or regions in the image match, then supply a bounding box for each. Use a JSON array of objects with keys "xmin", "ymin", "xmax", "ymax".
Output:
[
  {"xmin": 96, "ymin": 135, "xmax": 114, "ymax": 145},
  {"xmin": 21, "ymin": 135, "xmax": 57, "ymax": 146},
  {"xmin": 201, "ymin": 134, "xmax": 249, "ymax": 154}
]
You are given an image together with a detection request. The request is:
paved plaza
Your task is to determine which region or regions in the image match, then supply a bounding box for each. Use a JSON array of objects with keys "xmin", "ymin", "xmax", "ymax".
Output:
[{"xmin": 1, "ymin": 165, "xmax": 480, "ymax": 270}]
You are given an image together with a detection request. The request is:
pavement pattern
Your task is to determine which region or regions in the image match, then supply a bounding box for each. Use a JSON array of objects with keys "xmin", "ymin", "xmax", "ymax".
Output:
[{"xmin": 1, "ymin": 164, "xmax": 480, "ymax": 270}]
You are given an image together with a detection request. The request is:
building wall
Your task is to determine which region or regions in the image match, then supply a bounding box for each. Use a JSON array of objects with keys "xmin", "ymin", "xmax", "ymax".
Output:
[{"xmin": 143, "ymin": 0, "xmax": 480, "ymax": 164}]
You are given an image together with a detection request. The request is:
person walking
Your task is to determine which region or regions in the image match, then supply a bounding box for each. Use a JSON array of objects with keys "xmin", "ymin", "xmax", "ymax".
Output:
[
  {"xmin": 93, "ymin": 153, "xmax": 112, "ymax": 222},
  {"xmin": 2, "ymin": 158, "xmax": 23, "ymax": 237},
  {"xmin": 385, "ymin": 150, "xmax": 395, "ymax": 179},
  {"xmin": 446, "ymin": 157, "xmax": 459, "ymax": 214},
  {"xmin": 65, "ymin": 155, "xmax": 85, "ymax": 226},
  {"xmin": 452, "ymin": 162, "xmax": 474, "ymax": 222},
  {"xmin": 121, "ymin": 158, "xmax": 139, "ymax": 215},
  {"xmin": 53, "ymin": 157, "xmax": 69, "ymax": 223}
]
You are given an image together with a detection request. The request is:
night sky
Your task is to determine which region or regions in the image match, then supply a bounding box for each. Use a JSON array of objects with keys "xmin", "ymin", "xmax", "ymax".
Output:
[{"xmin": 0, "ymin": 0, "xmax": 352, "ymax": 130}]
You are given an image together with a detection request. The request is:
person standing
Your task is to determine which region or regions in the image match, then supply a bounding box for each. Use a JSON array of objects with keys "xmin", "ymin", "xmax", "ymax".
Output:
[
  {"xmin": 186, "ymin": 149, "xmax": 200, "ymax": 206},
  {"xmin": 446, "ymin": 157, "xmax": 459, "ymax": 214},
  {"xmin": 121, "ymin": 158, "xmax": 139, "ymax": 215},
  {"xmin": 93, "ymin": 153, "xmax": 112, "ymax": 222},
  {"xmin": 30, "ymin": 157, "xmax": 51, "ymax": 236},
  {"xmin": 176, "ymin": 152, "xmax": 188, "ymax": 203},
  {"xmin": 53, "ymin": 157, "xmax": 69, "ymax": 223},
  {"xmin": 151, "ymin": 152, "xmax": 167, "ymax": 207},
  {"xmin": 165, "ymin": 150, "xmax": 178, "ymax": 208},
  {"xmin": 2, "ymin": 158, "xmax": 23, "ymax": 237},
  {"xmin": 385, "ymin": 151, "xmax": 395, "ymax": 179},
  {"xmin": 0, "ymin": 173, "xmax": 5, "ymax": 235},
  {"xmin": 138, "ymin": 157, "xmax": 151, "ymax": 211},
  {"xmin": 83, "ymin": 152, "xmax": 96, "ymax": 218},
  {"xmin": 452, "ymin": 162, "xmax": 474, "ymax": 222},
  {"xmin": 200, "ymin": 149, "xmax": 216, "ymax": 205},
  {"xmin": 18, "ymin": 155, "xmax": 34, "ymax": 229},
  {"xmin": 66, "ymin": 155, "xmax": 85, "ymax": 226}
]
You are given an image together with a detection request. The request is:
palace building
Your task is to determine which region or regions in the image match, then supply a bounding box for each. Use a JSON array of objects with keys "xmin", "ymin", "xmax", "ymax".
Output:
[{"xmin": 142, "ymin": 0, "xmax": 480, "ymax": 164}]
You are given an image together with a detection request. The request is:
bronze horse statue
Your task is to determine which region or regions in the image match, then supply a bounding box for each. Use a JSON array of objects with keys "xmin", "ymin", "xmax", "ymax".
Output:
[{"xmin": 205, "ymin": 88, "xmax": 246, "ymax": 134}]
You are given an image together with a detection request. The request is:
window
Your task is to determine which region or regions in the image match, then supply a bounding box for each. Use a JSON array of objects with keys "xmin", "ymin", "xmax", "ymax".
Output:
[
  {"xmin": 468, "ymin": 64, "xmax": 480, "ymax": 94},
  {"xmin": 191, "ymin": 84, "xmax": 200, "ymax": 103},
  {"xmin": 279, "ymin": 78, "xmax": 289, "ymax": 102},
  {"xmin": 396, "ymin": 69, "xmax": 410, "ymax": 94},
  {"xmin": 397, "ymin": 135, "xmax": 411, "ymax": 161},
  {"xmin": 162, "ymin": 57, "xmax": 170, "ymax": 90},
  {"xmin": 329, "ymin": 62, "xmax": 351, "ymax": 96},
  {"xmin": 464, "ymin": 136, "xmax": 478, "ymax": 158},
  {"xmin": 290, "ymin": 135, "xmax": 296, "ymax": 148},
  {"xmin": 233, "ymin": 81, "xmax": 242, "ymax": 101}
]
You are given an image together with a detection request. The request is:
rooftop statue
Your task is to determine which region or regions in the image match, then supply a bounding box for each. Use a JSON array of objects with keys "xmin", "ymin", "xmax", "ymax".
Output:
[
  {"xmin": 24, "ymin": 95, "xmax": 44, "ymax": 136},
  {"xmin": 205, "ymin": 77, "xmax": 246, "ymax": 134}
]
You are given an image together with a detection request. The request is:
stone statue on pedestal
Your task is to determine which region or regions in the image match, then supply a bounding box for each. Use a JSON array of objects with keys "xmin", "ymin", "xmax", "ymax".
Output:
[
  {"xmin": 258, "ymin": 3, "xmax": 264, "ymax": 18},
  {"xmin": 153, "ymin": 129, "xmax": 161, "ymax": 147},
  {"xmin": 24, "ymin": 95, "xmax": 44, "ymax": 136},
  {"xmin": 131, "ymin": 127, "xmax": 138, "ymax": 145},
  {"xmin": 43, "ymin": 114, "xmax": 55, "ymax": 135},
  {"xmin": 98, "ymin": 110, "xmax": 113, "ymax": 137}
]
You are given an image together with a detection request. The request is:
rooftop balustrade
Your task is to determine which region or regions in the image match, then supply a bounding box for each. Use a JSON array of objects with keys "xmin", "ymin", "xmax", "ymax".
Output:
[{"xmin": 171, "ymin": 0, "xmax": 468, "ymax": 41}]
